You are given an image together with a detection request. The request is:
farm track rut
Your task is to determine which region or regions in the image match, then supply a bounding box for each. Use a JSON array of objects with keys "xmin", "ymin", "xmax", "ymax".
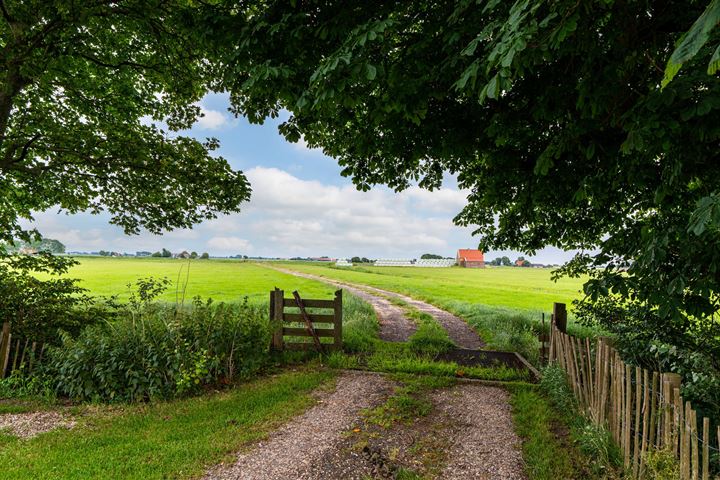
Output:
[
  {"xmin": 205, "ymin": 372, "xmax": 526, "ymax": 479},
  {"xmin": 204, "ymin": 372, "xmax": 396, "ymax": 480},
  {"xmin": 272, "ymin": 267, "xmax": 483, "ymax": 349}
]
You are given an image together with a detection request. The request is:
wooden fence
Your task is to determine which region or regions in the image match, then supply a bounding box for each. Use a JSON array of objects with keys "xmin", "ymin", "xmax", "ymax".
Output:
[
  {"xmin": 0, "ymin": 322, "xmax": 44, "ymax": 378},
  {"xmin": 550, "ymin": 319, "xmax": 720, "ymax": 479},
  {"xmin": 269, "ymin": 288, "xmax": 342, "ymax": 352}
]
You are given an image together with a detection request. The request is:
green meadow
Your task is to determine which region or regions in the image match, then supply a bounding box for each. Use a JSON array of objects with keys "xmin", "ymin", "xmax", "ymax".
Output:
[
  {"xmin": 276, "ymin": 263, "xmax": 586, "ymax": 312},
  {"xmin": 50, "ymin": 257, "xmax": 585, "ymax": 311},
  {"xmin": 44, "ymin": 257, "xmax": 335, "ymax": 302}
]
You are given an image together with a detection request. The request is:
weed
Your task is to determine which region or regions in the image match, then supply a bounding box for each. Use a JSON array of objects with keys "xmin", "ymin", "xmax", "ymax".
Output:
[{"xmin": 643, "ymin": 448, "xmax": 680, "ymax": 479}]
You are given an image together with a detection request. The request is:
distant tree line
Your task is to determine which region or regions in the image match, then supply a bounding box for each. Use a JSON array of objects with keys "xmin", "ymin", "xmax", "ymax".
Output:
[
  {"xmin": 488, "ymin": 256, "xmax": 530, "ymax": 267},
  {"xmin": 351, "ymin": 256, "xmax": 371, "ymax": 263}
]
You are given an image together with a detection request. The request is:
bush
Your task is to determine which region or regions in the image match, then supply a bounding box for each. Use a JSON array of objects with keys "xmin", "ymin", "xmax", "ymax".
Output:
[
  {"xmin": 45, "ymin": 298, "xmax": 270, "ymax": 402},
  {"xmin": 0, "ymin": 252, "xmax": 109, "ymax": 343}
]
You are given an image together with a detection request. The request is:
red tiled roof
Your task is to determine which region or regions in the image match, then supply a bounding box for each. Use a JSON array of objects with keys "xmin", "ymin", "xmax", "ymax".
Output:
[{"xmin": 457, "ymin": 249, "xmax": 484, "ymax": 261}]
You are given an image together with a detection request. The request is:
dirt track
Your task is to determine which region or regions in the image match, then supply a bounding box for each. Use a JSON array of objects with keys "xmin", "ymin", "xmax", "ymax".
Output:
[{"xmin": 272, "ymin": 266, "xmax": 483, "ymax": 349}]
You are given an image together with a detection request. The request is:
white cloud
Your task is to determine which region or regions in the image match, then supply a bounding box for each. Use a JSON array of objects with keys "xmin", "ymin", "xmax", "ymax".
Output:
[
  {"xmin": 230, "ymin": 167, "xmax": 465, "ymax": 257},
  {"xmin": 399, "ymin": 186, "xmax": 469, "ymax": 213},
  {"xmin": 206, "ymin": 236, "xmax": 252, "ymax": 253},
  {"xmin": 196, "ymin": 106, "xmax": 229, "ymax": 130}
]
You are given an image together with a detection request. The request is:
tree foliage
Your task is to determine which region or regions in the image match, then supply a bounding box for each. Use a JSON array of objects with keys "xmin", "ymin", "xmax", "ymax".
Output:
[
  {"xmin": 0, "ymin": 0, "xmax": 250, "ymax": 244},
  {"xmin": 205, "ymin": 1, "xmax": 720, "ymax": 351}
]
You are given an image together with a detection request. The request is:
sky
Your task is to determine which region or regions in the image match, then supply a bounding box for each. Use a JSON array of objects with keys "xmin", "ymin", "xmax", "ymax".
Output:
[{"xmin": 25, "ymin": 92, "xmax": 575, "ymax": 264}]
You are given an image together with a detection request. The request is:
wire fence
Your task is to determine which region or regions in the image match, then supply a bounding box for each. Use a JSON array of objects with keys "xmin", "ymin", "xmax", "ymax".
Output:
[{"xmin": 550, "ymin": 324, "xmax": 720, "ymax": 479}]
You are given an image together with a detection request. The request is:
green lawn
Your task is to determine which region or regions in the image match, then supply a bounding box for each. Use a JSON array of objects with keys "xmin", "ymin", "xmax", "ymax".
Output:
[
  {"xmin": 0, "ymin": 370, "xmax": 334, "ymax": 479},
  {"xmin": 43, "ymin": 257, "xmax": 336, "ymax": 302},
  {"xmin": 274, "ymin": 263, "xmax": 585, "ymax": 312}
]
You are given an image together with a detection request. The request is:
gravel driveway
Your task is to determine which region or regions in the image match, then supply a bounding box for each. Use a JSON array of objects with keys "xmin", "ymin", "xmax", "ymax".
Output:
[{"xmin": 205, "ymin": 372, "xmax": 395, "ymax": 480}]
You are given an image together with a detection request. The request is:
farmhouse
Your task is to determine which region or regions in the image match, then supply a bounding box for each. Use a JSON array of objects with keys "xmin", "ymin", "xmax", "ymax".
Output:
[{"xmin": 456, "ymin": 249, "xmax": 485, "ymax": 268}]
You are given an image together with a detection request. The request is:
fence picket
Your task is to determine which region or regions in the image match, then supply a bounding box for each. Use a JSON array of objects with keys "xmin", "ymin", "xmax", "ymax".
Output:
[{"xmin": 549, "ymin": 321, "xmax": 716, "ymax": 480}]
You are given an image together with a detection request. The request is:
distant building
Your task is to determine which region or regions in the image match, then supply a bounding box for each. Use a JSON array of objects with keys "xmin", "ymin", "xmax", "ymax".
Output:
[
  {"xmin": 310, "ymin": 256, "xmax": 335, "ymax": 262},
  {"xmin": 136, "ymin": 251, "xmax": 152, "ymax": 257},
  {"xmin": 456, "ymin": 249, "xmax": 485, "ymax": 268},
  {"xmin": 515, "ymin": 259, "xmax": 525, "ymax": 267},
  {"xmin": 175, "ymin": 251, "xmax": 191, "ymax": 259}
]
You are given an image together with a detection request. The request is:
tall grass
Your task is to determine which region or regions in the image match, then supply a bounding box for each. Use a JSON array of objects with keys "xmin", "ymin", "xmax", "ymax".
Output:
[{"xmin": 45, "ymin": 299, "xmax": 270, "ymax": 402}]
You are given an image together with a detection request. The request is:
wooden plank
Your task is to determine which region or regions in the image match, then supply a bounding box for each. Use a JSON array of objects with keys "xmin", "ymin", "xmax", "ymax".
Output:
[
  {"xmin": 691, "ymin": 408, "xmax": 698, "ymax": 480},
  {"xmin": 0, "ymin": 322, "xmax": 10, "ymax": 378},
  {"xmin": 333, "ymin": 289, "xmax": 342, "ymax": 348},
  {"xmin": 1, "ymin": 332, "xmax": 11, "ymax": 379},
  {"xmin": 640, "ymin": 369, "xmax": 650, "ymax": 478},
  {"xmin": 702, "ymin": 417, "xmax": 709, "ymax": 480},
  {"xmin": 282, "ymin": 327, "xmax": 335, "ymax": 338},
  {"xmin": 292, "ymin": 291, "xmax": 323, "ymax": 352},
  {"xmin": 675, "ymin": 388, "xmax": 683, "ymax": 458},
  {"xmin": 624, "ymin": 363, "xmax": 632, "ymax": 468},
  {"xmin": 633, "ymin": 366, "xmax": 642, "ymax": 477},
  {"xmin": 649, "ymin": 371, "xmax": 658, "ymax": 448},
  {"xmin": 282, "ymin": 313, "xmax": 336, "ymax": 324},
  {"xmin": 680, "ymin": 401, "xmax": 692, "ymax": 480},
  {"xmin": 282, "ymin": 298, "xmax": 335, "ymax": 309}
]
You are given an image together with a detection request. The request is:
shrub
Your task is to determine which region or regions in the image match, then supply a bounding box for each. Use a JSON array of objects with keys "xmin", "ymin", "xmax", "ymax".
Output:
[
  {"xmin": 643, "ymin": 449, "xmax": 680, "ymax": 480},
  {"xmin": 539, "ymin": 364, "xmax": 576, "ymax": 413},
  {"xmin": 0, "ymin": 252, "xmax": 110, "ymax": 343},
  {"xmin": 45, "ymin": 298, "xmax": 270, "ymax": 402}
]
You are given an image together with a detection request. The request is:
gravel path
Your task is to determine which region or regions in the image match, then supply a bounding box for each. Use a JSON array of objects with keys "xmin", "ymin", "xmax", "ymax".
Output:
[
  {"xmin": 205, "ymin": 372, "xmax": 395, "ymax": 480},
  {"xmin": 0, "ymin": 411, "xmax": 76, "ymax": 438},
  {"xmin": 274, "ymin": 267, "xmax": 483, "ymax": 349},
  {"xmin": 433, "ymin": 383, "xmax": 526, "ymax": 479}
]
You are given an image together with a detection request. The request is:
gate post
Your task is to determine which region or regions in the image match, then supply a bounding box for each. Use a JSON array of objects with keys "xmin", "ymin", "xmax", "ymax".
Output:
[
  {"xmin": 553, "ymin": 302, "xmax": 567, "ymax": 333},
  {"xmin": 270, "ymin": 288, "xmax": 284, "ymax": 351},
  {"xmin": 333, "ymin": 290, "xmax": 343, "ymax": 351}
]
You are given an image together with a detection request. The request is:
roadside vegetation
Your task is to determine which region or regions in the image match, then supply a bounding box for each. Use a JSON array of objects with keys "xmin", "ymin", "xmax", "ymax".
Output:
[{"xmin": 0, "ymin": 370, "xmax": 334, "ymax": 479}]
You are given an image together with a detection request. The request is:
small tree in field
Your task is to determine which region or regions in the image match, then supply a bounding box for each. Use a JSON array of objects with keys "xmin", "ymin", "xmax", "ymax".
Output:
[{"xmin": 200, "ymin": 252, "xmax": 209, "ymax": 260}]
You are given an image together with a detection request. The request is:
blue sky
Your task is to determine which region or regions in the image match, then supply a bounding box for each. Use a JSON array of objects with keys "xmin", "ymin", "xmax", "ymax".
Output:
[{"xmin": 26, "ymin": 93, "xmax": 575, "ymax": 264}]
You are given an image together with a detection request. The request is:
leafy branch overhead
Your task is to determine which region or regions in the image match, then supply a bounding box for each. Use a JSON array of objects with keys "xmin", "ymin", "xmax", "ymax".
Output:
[
  {"xmin": 0, "ymin": 0, "xmax": 251, "ymax": 243},
  {"xmin": 203, "ymin": 1, "xmax": 720, "ymax": 331},
  {"xmin": 662, "ymin": 0, "xmax": 720, "ymax": 85}
]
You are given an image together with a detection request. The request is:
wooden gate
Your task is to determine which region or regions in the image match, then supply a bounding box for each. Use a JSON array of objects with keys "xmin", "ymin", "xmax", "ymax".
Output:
[
  {"xmin": 269, "ymin": 288, "xmax": 342, "ymax": 352},
  {"xmin": 0, "ymin": 322, "xmax": 44, "ymax": 378}
]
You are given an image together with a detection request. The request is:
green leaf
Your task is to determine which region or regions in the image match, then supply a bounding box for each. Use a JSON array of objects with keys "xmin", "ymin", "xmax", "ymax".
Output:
[
  {"xmin": 366, "ymin": 64, "xmax": 377, "ymax": 81},
  {"xmin": 708, "ymin": 44, "xmax": 720, "ymax": 75},
  {"xmin": 662, "ymin": 0, "xmax": 720, "ymax": 87}
]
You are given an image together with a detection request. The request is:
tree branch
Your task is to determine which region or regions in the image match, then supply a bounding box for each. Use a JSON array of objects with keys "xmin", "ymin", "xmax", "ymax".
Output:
[{"xmin": 0, "ymin": 0, "xmax": 13, "ymax": 23}]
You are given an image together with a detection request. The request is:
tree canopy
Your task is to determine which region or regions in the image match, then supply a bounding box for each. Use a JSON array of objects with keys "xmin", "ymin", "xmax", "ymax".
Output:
[
  {"xmin": 0, "ymin": 0, "xmax": 250, "ymax": 244},
  {"xmin": 205, "ymin": 1, "xmax": 720, "ymax": 343}
]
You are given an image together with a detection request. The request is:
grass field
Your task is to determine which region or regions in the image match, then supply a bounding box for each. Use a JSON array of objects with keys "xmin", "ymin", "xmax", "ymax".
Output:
[
  {"xmin": 52, "ymin": 257, "xmax": 585, "ymax": 311},
  {"xmin": 0, "ymin": 370, "xmax": 334, "ymax": 479},
  {"xmin": 274, "ymin": 263, "xmax": 586, "ymax": 312},
  {"xmin": 43, "ymin": 257, "xmax": 336, "ymax": 302}
]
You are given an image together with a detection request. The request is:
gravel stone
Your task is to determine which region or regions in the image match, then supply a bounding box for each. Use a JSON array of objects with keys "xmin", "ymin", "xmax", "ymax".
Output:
[
  {"xmin": 205, "ymin": 372, "xmax": 395, "ymax": 480},
  {"xmin": 433, "ymin": 384, "xmax": 527, "ymax": 479},
  {"xmin": 0, "ymin": 411, "xmax": 76, "ymax": 438}
]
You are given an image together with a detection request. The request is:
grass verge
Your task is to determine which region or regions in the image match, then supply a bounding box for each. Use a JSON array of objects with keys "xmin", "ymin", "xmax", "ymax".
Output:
[{"xmin": 0, "ymin": 369, "xmax": 334, "ymax": 479}]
